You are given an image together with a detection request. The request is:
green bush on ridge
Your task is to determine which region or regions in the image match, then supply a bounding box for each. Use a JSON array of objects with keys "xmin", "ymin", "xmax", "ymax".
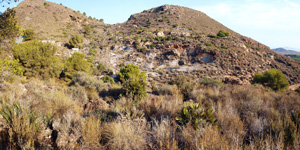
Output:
[{"xmin": 217, "ymin": 30, "xmax": 229, "ymax": 37}]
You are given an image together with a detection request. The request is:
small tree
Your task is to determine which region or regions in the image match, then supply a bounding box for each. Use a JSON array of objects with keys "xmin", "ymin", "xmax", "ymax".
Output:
[
  {"xmin": 253, "ymin": 68, "xmax": 289, "ymax": 91},
  {"xmin": 23, "ymin": 29, "xmax": 35, "ymax": 41},
  {"xmin": 119, "ymin": 64, "xmax": 147, "ymax": 99},
  {"xmin": 13, "ymin": 40, "xmax": 63, "ymax": 79},
  {"xmin": 69, "ymin": 34, "xmax": 83, "ymax": 48},
  {"xmin": 0, "ymin": 8, "xmax": 20, "ymax": 42}
]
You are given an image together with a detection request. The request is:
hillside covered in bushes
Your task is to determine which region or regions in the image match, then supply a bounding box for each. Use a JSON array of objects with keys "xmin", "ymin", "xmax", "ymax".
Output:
[{"xmin": 0, "ymin": 0, "xmax": 300, "ymax": 149}]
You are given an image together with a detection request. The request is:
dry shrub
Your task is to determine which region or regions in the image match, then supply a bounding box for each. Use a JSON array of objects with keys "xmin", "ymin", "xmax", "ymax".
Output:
[
  {"xmin": 152, "ymin": 84, "xmax": 177, "ymax": 95},
  {"xmin": 70, "ymin": 72, "xmax": 104, "ymax": 92},
  {"xmin": 191, "ymin": 87, "xmax": 220, "ymax": 105},
  {"xmin": 67, "ymin": 86, "xmax": 88, "ymax": 103},
  {"xmin": 179, "ymin": 125, "xmax": 234, "ymax": 150},
  {"xmin": 112, "ymin": 96, "xmax": 144, "ymax": 120},
  {"xmin": 0, "ymin": 83, "xmax": 26, "ymax": 104},
  {"xmin": 79, "ymin": 116, "xmax": 102, "ymax": 149},
  {"xmin": 150, "ymin": 118, "xmax": 178, "ymax": 149},
  {"xmin": 140, "ymin": 87, "xmax": 183, "ymax": 120},
  {"xmin": 31, "ymin": 90, "xmax": 81, "ymax": 121},
  {"xmin": 232, "ymin": 85, "xmax": 263, "ymax": 121},
  {"xmin": 248, "ymin": 134, "xmax": 284, "ymax": 150},
  {"xmin": 216, "ymin": 101, "xmax": 245, "ymax": 147},
  {"xmin": 102, "ymin": 119, "xmax": 147, "ymax": 150}
]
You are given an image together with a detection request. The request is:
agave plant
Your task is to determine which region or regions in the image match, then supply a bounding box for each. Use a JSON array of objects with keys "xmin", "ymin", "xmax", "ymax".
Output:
[
  {"xmin": 0, "ymin": 100, "xmax": 40, "ymax": 149},
  {"xmin": 176, "ymin": 103, "xmax": 217, "ymax": 129}
]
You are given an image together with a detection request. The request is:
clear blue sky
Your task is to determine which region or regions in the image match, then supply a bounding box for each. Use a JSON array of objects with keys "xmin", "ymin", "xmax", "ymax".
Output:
[{"xmin": 1, "ymin": 0, "xmax": 300, "ymax": 51}]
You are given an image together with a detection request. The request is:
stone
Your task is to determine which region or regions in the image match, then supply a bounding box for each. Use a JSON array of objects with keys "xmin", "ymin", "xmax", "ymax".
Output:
[{"xmin": 157, "ymin": 31, "xmax": 165, "ymax": 37}]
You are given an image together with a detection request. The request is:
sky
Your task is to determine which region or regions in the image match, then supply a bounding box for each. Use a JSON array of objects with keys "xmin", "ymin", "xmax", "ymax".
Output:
[{"xmin": 1, "ymin": 0, "xmax": 300, "ymax": 51}]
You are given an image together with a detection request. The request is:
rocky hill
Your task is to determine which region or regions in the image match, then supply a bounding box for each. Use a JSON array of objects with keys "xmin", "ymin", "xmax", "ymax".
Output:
[{"xmin": 15, "ymin": 3, "xmax": 300, "ymax": 85}]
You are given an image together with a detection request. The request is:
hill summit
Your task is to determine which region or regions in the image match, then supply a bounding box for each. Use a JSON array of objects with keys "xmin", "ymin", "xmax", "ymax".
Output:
[{"xmin": 14, "ymin": 3, "xmax": 300, "ymax": 85}]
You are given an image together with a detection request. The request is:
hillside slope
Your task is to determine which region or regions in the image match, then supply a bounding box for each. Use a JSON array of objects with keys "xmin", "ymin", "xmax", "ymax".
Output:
[
  {"xmin": 15, "ymin": 0, "xmax": 104, "ymax": 42},
  {"xmin": 14, "ymin": 3, "xmax": 300, "ymax": 85},
  {"xmin": 98, "ymin": 5, "xmax": 300, "ymax": 85}
]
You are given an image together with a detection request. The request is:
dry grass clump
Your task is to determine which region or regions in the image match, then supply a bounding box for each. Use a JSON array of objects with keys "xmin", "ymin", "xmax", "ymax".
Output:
[
  {"xmin": 140, "ymin": 84, "xmax": 183, "ymax": 120},
  {"xmin": 111, "ymin": 96, "xmax": 144, "ymax": 120},
  {"xmin": 102, "ymin": 119, "xmax": 148, "ymax": 150},
  {"xmin": 178, "ymin": 125, "xmax": 234, "ymax": 149},
  {"xmin": 149, "ymin": 118, "xmax": 178, "ymax": 149},
  {"xmin": 79, "ymin": 116, "xmax": 102, "ymax": 149}
]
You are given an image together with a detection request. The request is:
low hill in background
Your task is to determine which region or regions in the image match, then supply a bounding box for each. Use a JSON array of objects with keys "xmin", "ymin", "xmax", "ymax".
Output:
[{"xmin": 272, "ymin": 47, "xmax": 300, "ymax": 55}]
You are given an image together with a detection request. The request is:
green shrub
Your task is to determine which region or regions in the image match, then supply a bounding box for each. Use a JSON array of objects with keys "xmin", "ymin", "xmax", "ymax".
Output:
[
  {"xmin": 89, "ymin": 49, "xmax": 97, "ymax": 56},
  {"xmin": 199, "ymin": 77, "xmax": 222, "ymax": 87},
  {"xmin": 69, "ymin": 34, "xmax": 83, "ymax": 48},
  {"xmin": 87, "ymin": 57, "xmax": 94, "ymax": 63},
  {"xmin": 119, "ymin": 64, "xmax": 147, "ymax": 99},
  {"xmin": 109, "ymin": 37, "xmax": 115, "ymax": 41},
  {"xmin": 43, "ymin": 2, "xmax": 49, "ymax": 6},
  {"xmin": 175, "ymin": 76, "xmax": 194, "ymax": 99},
  {"xmin": 13, "ymin": 40, "xmax": 63, "ymax": 79},
  {"xmin": 102, "ymin": 75, "xmax": 114, "ymax": 84},
  {"xmin": 150, "ymin": 44, "xmax": 155, "ymax": 49},
  {"xmin": 23, "ymin": 29, "xmax": 35, "ymax": 41},
  {"xmin": 205, "ymin": 43, "xmax": 212, "ymax": 46},
  {"xmin": 97, "ymin": 64, "xmax": 106, "ymax": 73},
  {"xmin": 84, "ymin": 25, "xmax": 92, "ymax": 35},
  {"xmin": 176, "ymin": 103, "xmax": 217, "ymax": 129},
  {"xmin": 253, "ymin": 68, "xmax": 289, "ymax": 91},
  {"xmin": 208, "ymin": 34, "xmax": 217, "ymax": 38},
  {"xmin": 63, "ymin": 52, "xmax": 93, "ymax": 79},
  {"xmin": 0, "ymin": 59, "xmax": 23, "ymax": 82},
  {"xmin": 217, "ymin": 30, "xmax": 229, "ymax": 37}
]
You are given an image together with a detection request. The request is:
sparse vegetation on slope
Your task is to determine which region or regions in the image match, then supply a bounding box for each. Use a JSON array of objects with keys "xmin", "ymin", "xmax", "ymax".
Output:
[{"xmin": 0, "ymin": 1, "xmax": 300, "ymax": 150}]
